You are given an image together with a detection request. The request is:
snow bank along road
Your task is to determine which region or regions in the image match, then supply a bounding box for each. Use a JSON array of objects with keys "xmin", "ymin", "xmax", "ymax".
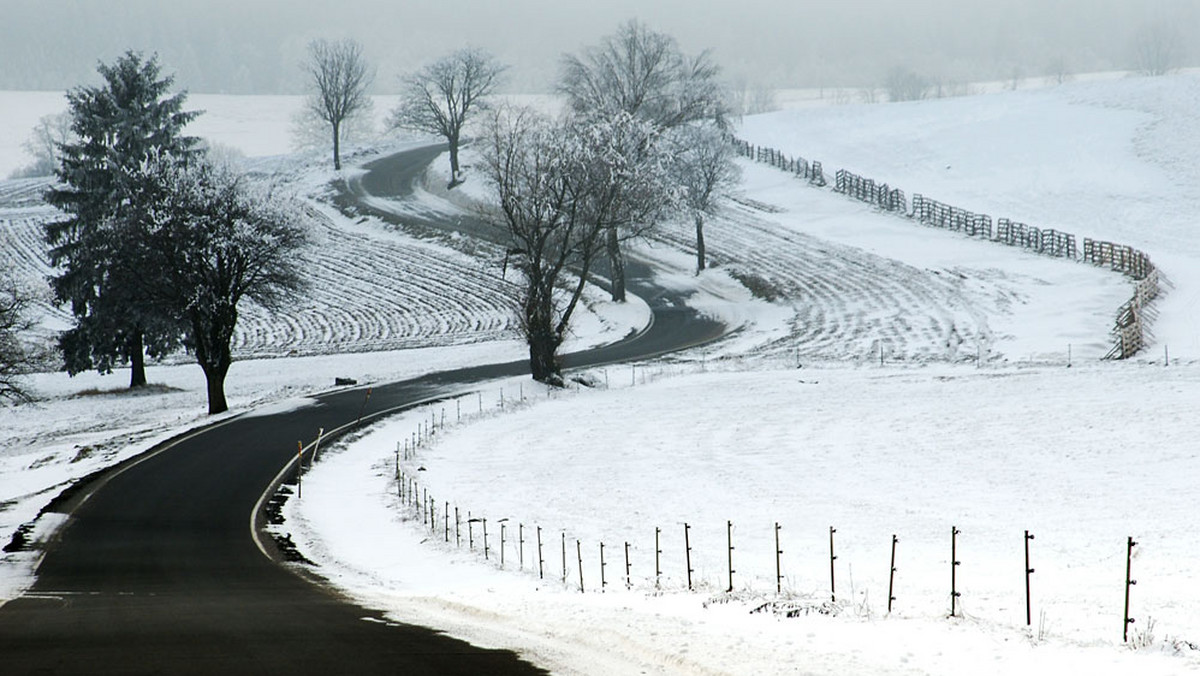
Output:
[{"xmin": 0, "ymin": 146, "xmax": 723, "ymax": 674}]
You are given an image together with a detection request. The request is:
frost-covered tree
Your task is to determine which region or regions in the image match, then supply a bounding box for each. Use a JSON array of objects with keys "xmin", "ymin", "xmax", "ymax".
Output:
[
  {"xmin": 290, "ymin": 96, "xmax": 376, "ymax": 154},
  {"xmin": 570, "ymin": 111, "xmax": 682, "ymax": 283},
  {"xmin": 559, "ymin": 20, "xmax": 729, "ymax": 302},
  {"xmin": 483, "ymin": 108, "xmax": 595, "ymax": 384},
  {"xmin": 123, "ymin": 155, "xmax": 309, "ymax": 414},
  {"xmin": 45, "ymin": 51, "xmax": 200, "ymax": 388},
  {"xmin": 390, "ymin": 47, "xmax": 505, "ymax": 187},
  {"xmin": 673, "ymin": 124, "xmax": 741, "ymax": 273},
  {"xmin": 482, "ymin": 108, "xmax": 676, "ymax": 385},
  {"xmin": 0, "ymin": 276, "xmax": 36, "ymax": 403},
  {"xmin": 1132, "ymin": 21, "xmax": 1181, "ymax": 76},
  {"xmin": 11, "ymin": 111, "xmax": 73, "ymax": 179},
  {"xmin": 884, "ymin": 66, "xmax": 930, "ymax": 102},
  {"xmin": 304, "ymin": 38, "xmax": 373, "ymax": 170}
]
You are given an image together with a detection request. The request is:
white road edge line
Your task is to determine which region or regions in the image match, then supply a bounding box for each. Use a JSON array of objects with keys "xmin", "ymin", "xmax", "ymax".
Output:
[{"xmin": 249, "ymin": 390, "xmax": 468, "ymax": 561}]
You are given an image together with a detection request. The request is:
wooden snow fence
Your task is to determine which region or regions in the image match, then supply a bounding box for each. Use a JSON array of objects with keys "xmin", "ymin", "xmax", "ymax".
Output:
[{"xmin": 731, "ymin": 136, "xmax": 1162, "ymax": 360}]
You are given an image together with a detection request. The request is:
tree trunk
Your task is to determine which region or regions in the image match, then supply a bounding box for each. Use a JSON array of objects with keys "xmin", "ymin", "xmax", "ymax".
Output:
[
  {"xmin": 332, "ymin": 120, "xmax": 342, "ymax": 170},
  {"xmin": 448, "ymin": 135, "xmax": 461, "ymax": 186},
  {"xmin": 526, "ymin": 329, "xmax": 562, "ymax": 387},
  {"xmin": 128, "ymin": 331, "xmax": 147, "ymax": 389},
  {"xmin": 695, "ymin": 213, "xmax": 707, "ymax": 274},
  {"xmin": 606, "ymin": 227, "xmax": 626, "ymax": 303},
  {"xmin": 192, "ymin": 307, "xmax": 236, "ymax": 415},
  {"xmin": 202, "ymin": 361, "xmax": 230, "ymax": 415},
  {"xmin": 523, "ymin": 276, "xmax": 564, "ymax": 386}
]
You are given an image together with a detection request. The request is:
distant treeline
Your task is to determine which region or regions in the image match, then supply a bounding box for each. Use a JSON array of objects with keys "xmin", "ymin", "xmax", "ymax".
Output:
[{"xmin": 3, "ymin": 0, "xmax": 1197, "ymax": 94}]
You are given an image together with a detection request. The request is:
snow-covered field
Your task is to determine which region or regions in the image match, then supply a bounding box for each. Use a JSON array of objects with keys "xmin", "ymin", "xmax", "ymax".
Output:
[
  {"xmin": 3, "ymin": 72, "xmax": 1200, "ymax": 674},
  {"xmin": 283, "ymin": 360, "xmax": 1198, "ymax": 675},
  {"xmin": 739, "ymin": 74, "xmax": 1200, "ymax": 359},
  {"xmin": 275, "ymin": 75, "xmax": 1200, "ymax": 674}
]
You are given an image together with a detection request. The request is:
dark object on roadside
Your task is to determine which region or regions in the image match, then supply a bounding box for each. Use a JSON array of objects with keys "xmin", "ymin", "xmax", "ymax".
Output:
[{"xmin": 335, "ymin": 377, "xmax": 357, "ymax": 386}]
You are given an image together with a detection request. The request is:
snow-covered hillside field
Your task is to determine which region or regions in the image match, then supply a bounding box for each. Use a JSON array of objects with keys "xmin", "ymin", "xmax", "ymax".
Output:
[
  {"xmin": 3, "ymin": 72, "xmax": 1200, "ymax": 674},
  {"xmin": 278, "ymin": 75, "xmax": 1200, "ymax": 675}
]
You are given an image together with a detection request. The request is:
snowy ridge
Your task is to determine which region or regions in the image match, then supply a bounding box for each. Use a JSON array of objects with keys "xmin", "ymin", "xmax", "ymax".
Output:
[{"xmin": 733, "ymin": 135, "xmax": 1161, "ymax": 360}]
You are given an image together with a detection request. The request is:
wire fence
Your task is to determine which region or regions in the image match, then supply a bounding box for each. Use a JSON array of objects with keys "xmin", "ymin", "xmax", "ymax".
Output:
[{"xmin": 287, "ymin": 376, "xmax": 1169, "ymax": 647}]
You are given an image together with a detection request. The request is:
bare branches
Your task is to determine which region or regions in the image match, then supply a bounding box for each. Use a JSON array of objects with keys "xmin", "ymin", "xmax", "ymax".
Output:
[
  {"xmin": 1132, "ymin": 22, "xmax": 1181, "ymax": 76},
  {"xmin": 558, "ymin": 20, "xmax": 730, "ymax": 300},
  {"xmin": 305, "ymin": 38, "xmax": 374, "ymax": 170},
  {"xmin": 885, "ymin": 67, "xmax": 931, "ymax": 102},
  {"xmin": 391, "ymin": 47, "xmax": 505, "ymax": 183},
  {"xmin": 124, "ymin": 155, "xmax": 310, "ymax": 413},
  {"xmin": 0, "ymin": 276, "xmax": 36, "ymax": 403},
  {"xmin": 558, "ymin": 20, "xmax": 729, "ymax": 131},
  {"xmin": 673, "ymin": 124, "xmax": 741, "ymax": 273}
]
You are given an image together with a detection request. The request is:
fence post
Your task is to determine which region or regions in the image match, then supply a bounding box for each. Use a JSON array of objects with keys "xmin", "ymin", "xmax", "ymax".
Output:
[
  {"xmin": 499, "ymin": 522, "xmax": 506, "ymax": 568},
  {"xmin": 1025, "ymin": 531, "xmax": 1035, "ymax": 626},
  {"xmin": 562, "ymin": 532, "xmax": 567, "ymax": 584},
  {"xmin": 1124, "ymin": 536, "xmax": 1138, "ymax": 642},
  {"xmin": 625, "ymin": 542, "xmax": 632, "ymax": 589},
  {"xmin": 444, "ymin": 502, "xmax": 449, "ymax": 542},
  {"xmin": 577, "ymin": 540, "xmax": 585, "ymax": 593},
  {"xmin": 455, "ymin": 507, "xmax": 460, "ymax": 547},
  {"xmin": 951, "ymin": 526, "xmax": 962, "ymax": 617},
  {"xmin": 483, "ymin": 518, "xmax": 489, "ymax": 560},
  {"xmin": 537, "ymin": 526, "xmax": 544, "ymax": 579},
  {"xmin": 685, "ymin": 523, "xmax": 694, "ymax": 591},
  {"xmin": 829, "ymin": 526, "xmax": 837, "ymax": 603},
  {"xmin": 600, "ymin": 542, "xmax": 607, "ymax": 591},
  {"xmin": 295, "ymin": 441, "xmax": 303, "ymax": 499},
  {"xmin": 655, "ymin": 527, "xmax": 662, "ymax": 588},
  {"xmin": 888, "ymin": 534, "xmax": 898, "ymax": 613},
  {"xmin": 519, "ymin": 523, "xmax": 525, "ymax": 570},
  {"xmin": 775, "ymin": 522, "xmax": 783, "ymax": 594},
  {"xmin": 727, "ymin": 520, "xmax": 736, "ymax": 593}
]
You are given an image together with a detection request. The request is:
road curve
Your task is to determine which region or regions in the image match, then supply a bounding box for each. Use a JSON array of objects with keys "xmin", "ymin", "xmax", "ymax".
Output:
[{"xmin": 0, "ymin": 146, "xmax": 724, "ymax": 674}]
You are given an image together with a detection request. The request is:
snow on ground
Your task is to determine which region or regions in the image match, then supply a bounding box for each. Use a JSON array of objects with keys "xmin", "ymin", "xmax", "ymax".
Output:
[
  {"xmin": 739, "ymin": 72, "xmax": 1200, "ymax": 359},
  {"xmin": 272, "ymin": 77, "xmax": 1200, "ymax": 674},
  {"xmin": 4, "ymin": 74, "xmax": 1200, "ymax": 674},
  {"xmin": 282, "ymin": 360, "xmax": 1200, "ymax": 675},
  {"xmin": 0, "ymin": 125, "xmax": 648, "ymax": 605}
]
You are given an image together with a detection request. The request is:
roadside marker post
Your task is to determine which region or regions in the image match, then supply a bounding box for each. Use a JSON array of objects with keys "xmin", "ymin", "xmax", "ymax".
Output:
[{"xmin": 296, "ymin": 441, "xmax": 303, "ymax": 499}]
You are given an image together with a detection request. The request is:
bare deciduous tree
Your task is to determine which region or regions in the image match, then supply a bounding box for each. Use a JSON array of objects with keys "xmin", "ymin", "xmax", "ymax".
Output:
[
  {"xmin": 390, "ymin": 47, "xmax": 505, "ymax": 187},
  {"xmin": 305, "ymin": 38, "xmax": 373, "ymax": 170},
  {"xmin": 481, "ymin": 108, "xmax": 601, "ymax": 385},
  {"xmin": 290, "ymin": 97, "xmax": 376, "ymax": 153},
  {"xmin": 560, "ymin": 21, "xmax": 729, "ymax": 131},
  {"xmin": 728, "ymin": 76, "xmax": 779, "ymax": 119},
  {"xmin": 673, "ymin": 124, "xmax": 741, "ymax": 274},
  {"xmin": 1045, "ymin": 56, "xmax": 1074, "ymax": 85},
  {"xmin": 124, "ymin": 155, "xmax": 310, "ymax": 414},
  {"xmin": 0, "ymin": 276, "xmax": 36, "ymax": 403},
  {"xmin": 884, "ymin": 66, "xmax": 931, "ymax": 102},
  {"xmin": 1132, "ymin": 22, "xmax": 1181, "ymax": 76},
  {"xmin": 558, "ymin": 20, "xmax": 729, "ymax": 303},
  {"xmin": 481, "ymin": 107, "xmax": 678, "ymax": 384},
  {"xmin": 12, "ymin": 111, "xmax": 73, "ymax": 178}
]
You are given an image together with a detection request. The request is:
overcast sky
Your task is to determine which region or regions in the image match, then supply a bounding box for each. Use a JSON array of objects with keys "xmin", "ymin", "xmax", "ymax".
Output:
[{"xmin": 1, "ymin": 0, "xmax": 1195, "ymax": 94}]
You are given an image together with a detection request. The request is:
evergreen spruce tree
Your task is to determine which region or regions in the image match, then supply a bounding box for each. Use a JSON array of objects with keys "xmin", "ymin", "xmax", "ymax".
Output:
[{"xmin": 45, "ymin": 51, "xmax": 201, "ymax": 388}]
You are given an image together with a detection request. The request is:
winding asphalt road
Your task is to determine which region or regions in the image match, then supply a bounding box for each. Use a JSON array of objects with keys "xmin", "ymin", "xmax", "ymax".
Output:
[{"xmin": 0, "ymin": 145, "xmax": 723, "ymax": 674}]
